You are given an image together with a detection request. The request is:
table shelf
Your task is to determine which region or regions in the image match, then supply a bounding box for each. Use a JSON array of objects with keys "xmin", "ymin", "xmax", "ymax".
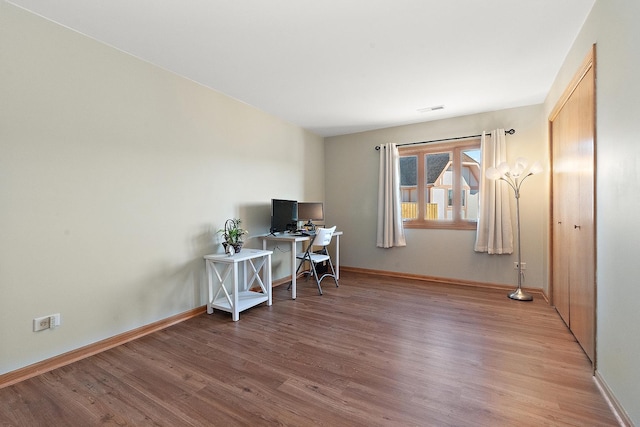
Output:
[{"xmin": 209, "ymin": 290, "xmax": 269, "ymax": 314}]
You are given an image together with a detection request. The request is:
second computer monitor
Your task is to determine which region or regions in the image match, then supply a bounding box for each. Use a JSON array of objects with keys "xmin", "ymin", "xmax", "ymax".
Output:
[{"xmin": 297, "ymin": 202, "xmax": 324, "ymax": 228}]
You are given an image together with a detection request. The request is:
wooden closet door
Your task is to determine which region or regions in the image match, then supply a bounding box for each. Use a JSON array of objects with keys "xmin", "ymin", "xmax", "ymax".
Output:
[
  {"xmin": 550, "ymin": 46, "xmax": 596, "ymax": 364},
  {"xmin": 571, "ymin": 65, "xmax": 595, "ymax": 362},
  {"xmin": 551, "ymin": 110, "xmax": 572, "ymax": 325}
]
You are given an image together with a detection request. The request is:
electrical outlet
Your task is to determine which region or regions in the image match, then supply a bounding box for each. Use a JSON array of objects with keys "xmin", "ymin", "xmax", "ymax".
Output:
[
  {"xmin": 33, "ymin": 313, "xmax": 61, "ymax": 332},
  {"xmin": 513, "ymin": 262, "xmax": 527, "ymax": 270},
  {"xmin": 33, "ymin": 316, "xmax": 50, "ymax": 331}
]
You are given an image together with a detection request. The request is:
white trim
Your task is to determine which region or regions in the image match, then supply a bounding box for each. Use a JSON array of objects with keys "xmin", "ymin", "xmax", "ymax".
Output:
[{"xmin": 594, "ymin": 370, "xmax": 633, "ymax": 427}]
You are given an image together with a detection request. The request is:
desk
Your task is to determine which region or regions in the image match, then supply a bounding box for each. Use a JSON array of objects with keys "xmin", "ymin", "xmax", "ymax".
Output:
[
  {"xmin": 259, "ymin": 231, "xmax": 342, "ymax": 299},
  {"xmin": 204, "ymin": 249, "xmax": 272, "ymax": 321}
]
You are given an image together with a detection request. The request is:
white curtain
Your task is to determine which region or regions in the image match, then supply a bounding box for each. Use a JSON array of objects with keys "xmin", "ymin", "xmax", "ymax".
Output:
[
  {"xmin": 474, "ymin": 129, "xmax": 513, "ymax": 254},
  {"xmin": 377, "ymin": 143, "xmax": 406, "ymax": 248}
]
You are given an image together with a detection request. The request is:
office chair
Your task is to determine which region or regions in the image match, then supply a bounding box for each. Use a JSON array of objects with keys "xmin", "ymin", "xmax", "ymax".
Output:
[{"xmin": 295, "ymin": 226, "xmax": 339, "ymax": 295}]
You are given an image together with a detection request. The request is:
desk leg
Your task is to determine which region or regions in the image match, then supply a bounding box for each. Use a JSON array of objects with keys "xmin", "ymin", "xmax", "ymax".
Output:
[
  {"xmin": 290, "ymin": 240, "xmax": 297, "ymax": 299},
  {"xmin": 261, "ymin": 236, "xmax": 296, "ymax": 300}
]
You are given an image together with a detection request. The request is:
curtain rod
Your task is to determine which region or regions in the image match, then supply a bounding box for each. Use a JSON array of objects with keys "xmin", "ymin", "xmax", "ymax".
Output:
[{"xmin": 374, "ymin": 128, "xmax": 515, "ymax": 150}]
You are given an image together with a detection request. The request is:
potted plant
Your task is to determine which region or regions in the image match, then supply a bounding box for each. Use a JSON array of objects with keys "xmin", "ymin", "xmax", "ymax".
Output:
[{"xmin": 218, "ymin": 218, "xmax": 248, "ymax": 254}]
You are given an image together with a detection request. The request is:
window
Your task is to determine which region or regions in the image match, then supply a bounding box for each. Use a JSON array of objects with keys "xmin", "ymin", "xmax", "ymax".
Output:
[{"xmin": 399, "ymin": 139, "xmax": 481, "ymax": 230}]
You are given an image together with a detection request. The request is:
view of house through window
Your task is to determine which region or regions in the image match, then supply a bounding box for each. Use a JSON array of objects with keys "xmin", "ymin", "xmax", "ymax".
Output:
[{"xmin": 399, "ymin": 139, "xmax": 481, "ymax": 229}]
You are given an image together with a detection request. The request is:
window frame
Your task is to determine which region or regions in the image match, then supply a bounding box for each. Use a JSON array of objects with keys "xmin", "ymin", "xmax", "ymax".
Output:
[{"xmin": 399, "ymin": 138, "xmax": 481, "ymax": 230}]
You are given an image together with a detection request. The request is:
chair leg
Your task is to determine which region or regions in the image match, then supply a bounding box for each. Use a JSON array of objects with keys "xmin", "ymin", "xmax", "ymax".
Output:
[
  {"xmin": 313, "ymin": 259, "xmax": 338, "ymax": 293},
  {"xmin": 326, "ymin": 258, "xmax": 339, "ymax": 287},
  {"xmin": 310, "ymin": 262, "xmax": 323, "ymax": 295}
]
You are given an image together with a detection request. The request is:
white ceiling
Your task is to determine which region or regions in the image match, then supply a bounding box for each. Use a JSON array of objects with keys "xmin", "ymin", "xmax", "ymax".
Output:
[{"xmin": 8, "ymin": 0, "xmax": 595, "ymax": 137}]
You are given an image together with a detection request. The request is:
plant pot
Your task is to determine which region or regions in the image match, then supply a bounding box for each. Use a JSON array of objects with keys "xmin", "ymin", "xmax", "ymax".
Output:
[{"xmin": 222, "ymin": 241, "xmax": 244, "ymax": 254}]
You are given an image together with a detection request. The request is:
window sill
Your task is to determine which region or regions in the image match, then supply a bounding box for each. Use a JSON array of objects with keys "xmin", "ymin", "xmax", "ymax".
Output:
[{"xmin": 403, "ymin": 221, "xmax": 477, "ymax": 231}]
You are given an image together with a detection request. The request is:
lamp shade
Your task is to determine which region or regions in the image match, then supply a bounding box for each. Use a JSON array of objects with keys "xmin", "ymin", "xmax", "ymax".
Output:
[
  {"xmin": 485, "ymin": 167, "xmax": 502, "ymax": 180},
  {"xmin": 497, "ymin": 162, "xmax": 511, "ymax": 176},
  {"xmin": 528, "ymin": 161, "xmax": 543, "ymax": 175},
  {"xmin": 511, "ymin": 157, "xmax": 529, "ymax": 177}
]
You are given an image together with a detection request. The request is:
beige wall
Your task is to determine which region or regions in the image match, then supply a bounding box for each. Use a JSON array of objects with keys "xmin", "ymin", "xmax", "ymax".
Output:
[
  {"xmin": 0, "ymin": 2, "xmax": 324, "ymax": 374},
  {"xmin": 325, "ymin": 104, "xmax": 549, "ymax": 291},
  {"xmin": 544, "ymin": 0, "xmax": 640, "ymax": 423},
  {"xmin": 4, "ymin": 0, "xmax": 638, "ymax": 422}
]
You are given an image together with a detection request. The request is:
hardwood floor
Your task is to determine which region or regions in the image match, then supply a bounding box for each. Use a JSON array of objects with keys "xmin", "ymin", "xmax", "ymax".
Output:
[{"xmin": 0, "ymin": 272, "xmax": 619, "ymax": 426}]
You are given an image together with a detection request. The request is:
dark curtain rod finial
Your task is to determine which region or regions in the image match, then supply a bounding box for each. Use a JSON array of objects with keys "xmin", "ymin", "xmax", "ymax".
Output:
[{"xmin": 375, "ymin": 128, "xmax": 515, "ymax": 150}]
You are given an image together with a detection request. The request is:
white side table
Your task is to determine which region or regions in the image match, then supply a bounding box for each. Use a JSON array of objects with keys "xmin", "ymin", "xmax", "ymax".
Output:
[{"xmin": 204, "ymin": 249, "xmax": 273, "ymax": 321}]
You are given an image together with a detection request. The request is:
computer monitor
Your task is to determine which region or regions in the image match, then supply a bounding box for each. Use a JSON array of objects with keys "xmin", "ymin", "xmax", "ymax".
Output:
[
  {"xmin": 270, "ymin": 199, "xmax": 298, "ymax": 233},
  {"xmin": 297, "ymin": 202, "xmax": 324, "ymax": 229}
]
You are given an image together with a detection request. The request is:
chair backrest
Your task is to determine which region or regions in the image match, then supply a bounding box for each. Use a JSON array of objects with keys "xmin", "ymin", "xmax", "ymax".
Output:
[{"xmin": 312, "ymin": 226, "xmax": 336, "ymax": 247}]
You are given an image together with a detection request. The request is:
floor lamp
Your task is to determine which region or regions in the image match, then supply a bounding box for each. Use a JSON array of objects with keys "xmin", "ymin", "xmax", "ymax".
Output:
[{"xmin": 486, "ymin": 158, "xmax": 543, "ymax": 301}]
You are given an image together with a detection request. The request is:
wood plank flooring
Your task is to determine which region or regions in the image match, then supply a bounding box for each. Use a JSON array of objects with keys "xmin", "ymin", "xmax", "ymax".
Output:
[{"xmin": 0, "ymin": 272, "xmax": 619, "ymax": 426}]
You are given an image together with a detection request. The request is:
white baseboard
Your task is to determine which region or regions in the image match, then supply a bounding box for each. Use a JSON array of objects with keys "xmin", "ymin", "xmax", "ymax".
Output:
[{"xmin": 594, "ymin": 370, "xmax": 634, "ymax": 427}]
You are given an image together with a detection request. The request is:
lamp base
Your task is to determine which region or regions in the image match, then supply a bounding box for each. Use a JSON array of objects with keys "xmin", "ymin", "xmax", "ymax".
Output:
[{"xmin": 508, "ymin": 288, "xmax": 533, "ymax": 301}]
